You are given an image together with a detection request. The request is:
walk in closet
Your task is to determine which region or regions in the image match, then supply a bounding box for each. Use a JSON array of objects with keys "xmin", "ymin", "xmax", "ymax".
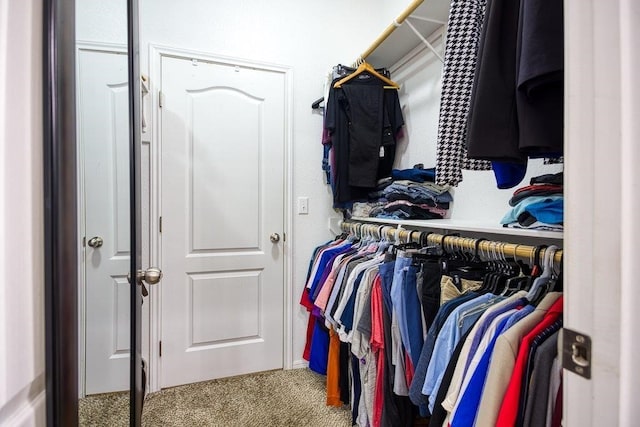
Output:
[
  {"xmin": 303, "ymin": 2, "xmax": 567, "ymax": 425},
  {"xmin": 301, "ymin": 0, "xmax": 638, "ymax": 426}
]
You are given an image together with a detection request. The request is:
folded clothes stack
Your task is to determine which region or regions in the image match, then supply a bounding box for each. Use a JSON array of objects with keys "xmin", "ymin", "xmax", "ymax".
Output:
[
  {"xmin": 350, "ymin": 166, "xmax": 453, "ymax": 220},
  {"xmin": 500, "ymin": 172, "xmax": 563, "ymax": 231}
]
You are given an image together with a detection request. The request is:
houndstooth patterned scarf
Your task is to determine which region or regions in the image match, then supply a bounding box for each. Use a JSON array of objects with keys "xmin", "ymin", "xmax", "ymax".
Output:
[{"xmin": 435, "ymin": 0, "xmax": 492, "ymax": 187}]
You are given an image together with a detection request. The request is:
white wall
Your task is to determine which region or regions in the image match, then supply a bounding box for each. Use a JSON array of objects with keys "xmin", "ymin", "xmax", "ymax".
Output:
[
  {"xmin": 138, "ymin": 0, "xmax": 386, "ymax": 370},
  {"xmin": 391, "ymin": 39, "xmax": 444, "ymax": 173},
  {"xmin": 0, "ymin": 0, "xmax": 47, "ymax": 425},
  {"xmin": 76, "ymin": 0, "xmax": 127, "ymax": 45}
]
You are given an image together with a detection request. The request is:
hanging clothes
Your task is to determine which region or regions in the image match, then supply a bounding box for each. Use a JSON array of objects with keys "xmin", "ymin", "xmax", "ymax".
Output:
[
  {"xmin": 465, "ymin": 0, "xmax": 564, "ymax": 188},
  {"xmin": 301, "ymin": 224, "xmax": 564, "ymax": 427},
  {"xmin": 474, "ymin": 292, "xmax": 562, "ymax": 426},
  {"xmin": 495, "ymin": 298, "xmax": 564, "ymax": 427},
  {"xmin": 324, "ymin": 67, "xmax": 405, "ymax": 207},
  {"xmin": 522, "ymin": 329, "xmax": 560, "ymax": 427},
  {"xmin": 465, "ymin": 0, "xmax": 524, "ymax": 163},
  {"xmin": 435, "ymin": 0, "xmax": 492, "ymax": 187}
]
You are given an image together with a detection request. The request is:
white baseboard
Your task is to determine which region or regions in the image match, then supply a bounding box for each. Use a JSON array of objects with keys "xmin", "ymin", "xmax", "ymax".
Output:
[
  {"xmin": 0, "ymin": 388, "xmax": 46, "ymax": 427},
  {"xmin": 291, "ymin": 359, "xmax": 309, "ymax": 370}
]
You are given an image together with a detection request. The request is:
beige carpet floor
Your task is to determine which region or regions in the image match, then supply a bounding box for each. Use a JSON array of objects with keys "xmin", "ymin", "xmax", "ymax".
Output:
[{"xmin": 79, "ymin": 368, "xmax": 352, "ymax": 426}]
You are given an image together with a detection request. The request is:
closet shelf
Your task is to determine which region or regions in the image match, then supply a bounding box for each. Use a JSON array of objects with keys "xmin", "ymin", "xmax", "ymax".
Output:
[
  {"xmin": 360, "ymin": 0, "xmax": 451, "ymax": 68},
  {"xmin": 349, "ymin": 217, "xmax": 564, "ymax": 240}
]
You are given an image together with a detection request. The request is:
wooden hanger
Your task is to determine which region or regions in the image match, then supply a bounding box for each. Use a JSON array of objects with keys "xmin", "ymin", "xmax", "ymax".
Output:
[{"xmin": 333, "ymin": 61, "xmax": 399, "ymax": 89}]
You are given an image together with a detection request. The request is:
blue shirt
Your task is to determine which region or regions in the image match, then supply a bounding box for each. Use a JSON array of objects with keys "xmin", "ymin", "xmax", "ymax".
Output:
[
  {"xmin": 378, "ymin": 260, "xmax": 396, "ymax": 315},
  {"xmin": 403, "ymin": 264, "xmax": 426, "ymax": 367},
  {"xmin": 464, "ymin": 297, "xmax": 527, "ymax": 374},
  {"xmin": 422, "ymin": 293, "xmax": 495, "ymax": 412},
  {"xmin": 409, "ymin": 292, "xmax": 479, "ymax": 416},
  {"xmin": 450, "ymin": 304, "xmax": 534, "ymax": 426},
  {"xmin": 308, "ymin": 243, "xmax": 353, "ymax": 298},
  {"xmin": 390, "ymin": 256, "xmax": 413, "ymax": 358},
  {"xmin": 338, "ymin": 270, "xmax": 365, "ymax": 332},
  {"xmin": 450, "ymin": 315, "xmax": 512, "ymax": 427},
  {"xmin": 500, "ymin": 195, "xmax": 564, "ymax": 225}
]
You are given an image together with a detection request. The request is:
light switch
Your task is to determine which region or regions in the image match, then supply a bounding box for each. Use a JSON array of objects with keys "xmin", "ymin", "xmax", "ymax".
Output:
[{"xmin": 298, "ymin": 197, "xmax": 309, "ymax": 215}]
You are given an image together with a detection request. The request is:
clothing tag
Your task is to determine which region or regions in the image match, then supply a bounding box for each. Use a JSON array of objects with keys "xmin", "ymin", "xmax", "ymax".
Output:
[{"xmin": 379, "ymin": 146, "xmax": 385, "ymax": 157}]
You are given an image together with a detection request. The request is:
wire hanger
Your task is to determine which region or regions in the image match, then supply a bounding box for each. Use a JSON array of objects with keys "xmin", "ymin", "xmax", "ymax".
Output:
[{"xmin": 333, "ymin": 61, "xmax": 400, "ymax": 90}]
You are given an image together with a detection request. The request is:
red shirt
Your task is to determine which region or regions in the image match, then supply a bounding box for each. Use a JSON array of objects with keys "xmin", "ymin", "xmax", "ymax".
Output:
[{"xmin": 496, "ymin": 296, "xmax": 564, "ymax": 427}]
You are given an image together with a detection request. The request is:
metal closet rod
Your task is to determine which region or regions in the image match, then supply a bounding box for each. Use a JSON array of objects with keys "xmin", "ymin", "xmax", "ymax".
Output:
[{"xmin": 340, "ymin": 221, "xmax": 563, "ymax": 265}]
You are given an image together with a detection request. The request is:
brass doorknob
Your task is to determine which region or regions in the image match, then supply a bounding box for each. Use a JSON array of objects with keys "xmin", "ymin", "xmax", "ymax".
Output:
[
  {"xmin": 87, "ymin": 236, "xmax": 103, "ymax": 248},
  {"xmin": 270, "ymin": 233, "xmax": 280, "ymax": 243}
]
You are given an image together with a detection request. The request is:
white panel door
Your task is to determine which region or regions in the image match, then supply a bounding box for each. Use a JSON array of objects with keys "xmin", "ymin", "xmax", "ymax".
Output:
[
  {"xmin": 78, "ymin": 49, "xmax": 131, "ymax": 394},
  {"xmin": 160, "ymin": 55, "xmax": 285, "ymax": 388}
]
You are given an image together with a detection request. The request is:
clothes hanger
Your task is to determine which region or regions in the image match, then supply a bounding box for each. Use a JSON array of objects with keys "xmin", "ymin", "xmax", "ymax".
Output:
[
  {"xmin": 333, "ymin": 61, "xmax": 400, "ymax": 89},
  {"xmin": 399, "ymin": 231, "xmax": 438, "ymax": 265},
  {"xmin": 439, "ymin": 233, "xmax": 462, "ymax": 275},
  {"xmin": 472, "ymin": 238, "xmax": 487, "ymax": 262},
  {"xmin": 396, "ymin": 230, "xmax": 420, "ymax": 251},
  {"xmin": 419, "ymin": 230, "xmax": 433, "ymax": 247},
  {"xmin": 417, "ymin": 231, "xmax": 440, "ymax": 254},
  {"xmin": 526, "ymin": 245, "xmax": 558, "ymax": 302},
  {"xmin": 531, "ymin": 249, "xmax": 560, "ymax": 305},
  {"xmin": 488, "ymin": 243, "xmax": 515, "ymax": 294},
  {"xmin": 529, "ymin": 244, "xmax": 548, "ymax": 277},
  {"xmin": 500, "ymin": 245, "xmax": 532, "ymax": 296},
  {"xmin": 551, "ymin": 257, "xmax": 563, "ymax": 292},
  {"xmin": 311, "ymin": 97, "xmax": 324, "ymax": 110},
  {"xmin": 446, "ymin": 237, "xmax": 490, "ymax": 282},
  {"xmin": 489, "ymin": 243, "xmax": 508, "ymax": 294}
]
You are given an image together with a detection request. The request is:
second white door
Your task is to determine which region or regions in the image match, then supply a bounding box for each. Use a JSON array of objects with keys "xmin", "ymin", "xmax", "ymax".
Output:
[
  {"xmin": 159, "ymin": 55, "xmax": 286, "ymax": 388},
  {"xmin": 79, "ymin": 47, "xmax": 131, "ymax": 395}
]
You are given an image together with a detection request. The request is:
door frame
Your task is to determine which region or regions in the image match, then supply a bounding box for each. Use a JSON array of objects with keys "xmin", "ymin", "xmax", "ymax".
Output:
[
  {"xmin": 44, "ymin": 0, "xmax": 143, "ymax": 424},
  {"xmin": 43, "ymin": 0, "xmax": 78, "ymax": 424},
  {"xmin": 147, "ymin": 45, "xmax": 294, "ymax": 392},
  {"xmin": 75, "ymin": 40, "xmax": 128, "ymax": 399},
  {"xmin": 564, "ymin": 0, "xmax": 640, "ymax": 424}
]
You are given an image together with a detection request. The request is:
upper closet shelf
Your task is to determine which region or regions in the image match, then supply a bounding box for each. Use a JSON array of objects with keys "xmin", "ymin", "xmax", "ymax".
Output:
[
  {"xmin": 350, "ymin": 217, "xmax": 564, "ymax": 240},
  {"xmin": 359, "ymin": 0, "xmax": 451, "ymax": 68}
]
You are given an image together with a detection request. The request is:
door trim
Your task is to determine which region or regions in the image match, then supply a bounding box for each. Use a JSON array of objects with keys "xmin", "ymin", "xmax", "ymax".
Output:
[
  {"xmin": 75, "ymin": 40, "xmax": 128, "ymax": 399},
  {"xmin": 147, "ymin": 45, "xmax": 294, "ymax": 392},
  {"xmin": 619, "ymin": 0, "xmax": 640, "ymax": 422},
  {"xmin": 564, "ymin": 0, "xmax": 639, "ymax": 424},
  {"xmin": 43, "ymin": 0, "xmax": 78, "ymax": 424}
]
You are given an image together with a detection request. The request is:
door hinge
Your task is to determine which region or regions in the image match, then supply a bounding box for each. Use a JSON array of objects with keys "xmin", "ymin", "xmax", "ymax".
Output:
[
  {"xmin": 159, "ymin": 341, "xmax": 162, "ymax": 357},
  {"xmin": 562, "ymin": 328, "xmax": 592, "ymax": 379},
  {"xmin": 159, "ymin": 216, "xmax": 162, "ymax": 233},
  {"xmin": 159, "ymin": 90, "xmax": 164, "ymax": 108}
]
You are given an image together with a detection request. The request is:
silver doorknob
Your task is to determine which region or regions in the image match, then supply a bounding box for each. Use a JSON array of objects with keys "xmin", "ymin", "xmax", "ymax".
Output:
[
  {"xmin": 87, "ymin": 236, "xmax": 103, "ymax": 248},
  {"xmin": 138, "ymin": 267, "xmax": 162, "ymax": 285},
  {"xmin": 270, "ymin": 233, "xmax": 281, "ymax": 243}
]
